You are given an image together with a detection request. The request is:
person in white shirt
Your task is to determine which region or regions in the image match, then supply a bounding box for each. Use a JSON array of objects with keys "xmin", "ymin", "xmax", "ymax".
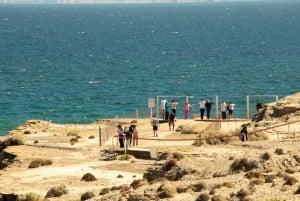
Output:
[
  {"xmin": 228, "ymin": 101, "xmax": 236, "ymax": 119},
  {"xmin": 221, "ymin": 101, "xmax": 227, "ymax": 120},
  {"xmin": 199, "ymin": 98, "xmax": 206, "ymax": 120}
]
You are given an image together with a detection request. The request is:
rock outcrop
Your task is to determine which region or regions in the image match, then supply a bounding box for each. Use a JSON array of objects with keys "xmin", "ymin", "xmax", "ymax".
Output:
[{"xmin": 252, "ymin": 92, "xmax": 300, "ymax": 123}]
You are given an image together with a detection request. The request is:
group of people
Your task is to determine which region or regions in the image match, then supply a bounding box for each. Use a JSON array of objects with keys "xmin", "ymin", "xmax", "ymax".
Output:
[
  {"xmin": 116, "ymin": 123, "xmax": 138, "ymax": 148},
  {"xmin": 221, "ymin": 101, "xmax": 236, "ymax": 120},
  {"xmin": 199, "ymin": 98, "xmax": 213, "ymax": 120},
  {"xmin": 161, "ymin": 98, "xmax": 237, "ymax": 120}
]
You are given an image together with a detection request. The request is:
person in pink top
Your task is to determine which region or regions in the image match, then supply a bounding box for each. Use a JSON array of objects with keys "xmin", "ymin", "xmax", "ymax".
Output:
[{"xmin": 183, "ymin": 102, "xmax": 192, "ymax": 119}]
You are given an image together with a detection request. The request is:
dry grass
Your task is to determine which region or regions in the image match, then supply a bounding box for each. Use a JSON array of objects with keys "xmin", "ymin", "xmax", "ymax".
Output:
[
  {"xmin": 118, "ymin": 154, "xmax": 135, "ymax": 161},
  {"xmin": 158, "ymin": 183, "xmax": 177, "ymax": 198},
  {"xmin": 18, "ymin": 192, "xmax": 44, "ymax": 201}
]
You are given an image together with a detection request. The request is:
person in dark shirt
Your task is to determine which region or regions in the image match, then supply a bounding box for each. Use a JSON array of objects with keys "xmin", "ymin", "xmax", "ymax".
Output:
[{"xmin": 205, "ymin": 99, "xmax": 213, "ymax": 120}]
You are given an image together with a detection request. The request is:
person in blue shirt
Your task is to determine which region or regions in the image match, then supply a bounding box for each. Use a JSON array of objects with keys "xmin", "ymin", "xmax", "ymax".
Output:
[{"xmin": 165, "ymin": 101, "xmax": 170, "ymax": 120}]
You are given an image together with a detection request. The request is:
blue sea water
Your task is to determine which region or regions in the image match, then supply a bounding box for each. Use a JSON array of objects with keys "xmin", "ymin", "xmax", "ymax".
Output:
[{"xmin": 0, "ymin": 1, "xmax": 300, "ymax": 135}]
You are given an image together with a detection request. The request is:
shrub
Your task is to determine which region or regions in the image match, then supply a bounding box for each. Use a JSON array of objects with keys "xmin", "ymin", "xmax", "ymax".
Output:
[
  {"xmin": 118, "ymin": 154, "xmax": 135, "ymax": 161},
  {"xmin": 285, "ymin": 168, "xmax": 296, "ymax": 174},
  {"xmin": 99, "ymin": 188, "xmax": 110, "ymax": 195},
  {"xmin": 88, "ymin": 135, "xmax": 95, "ymax": 139},
  {"xmin": 230, "ymin": 158, "xmax": 258, "ymax": 172},
  {"xmin": 28, "ymin": 159, "xmax": 53, "ymax": 168},
  {"xmin": 265, "ymin": 174, "xmax": 277, "ymax": 183},
  {"xmin": 261, "ymin": 152, "xmax": 271, "ymax": 160},
  {"xmin": 158, "ymin": 183, "xmax": 177, "ymax": 198},
  {"xmin": 70, "ymin": 138, "xmax": 78, "ymax": 144},
  {"xmin": 81, "ymin": 191, "xmax": 95, "ymax": 201},
  {"xmin": 172, "ymin": 152, "xmax": 184, "ymax": 160},
  {"xmin": 81, "ymin": 173, "xmax": 97, "ymax": 182},
  {"xmin": 130, "ymin": 179, "xmax": 148, "ymax": 189},
  {"xmin": 196, "ymin": 193, "xmax": 210, "ymax": 201},
  {"xmin": 162, "ymin": 159, "xmax": 177, "ymax": 171},
  {"xmin": 18, "ymin": 192, "xmax": 44, "ymax": 201},
  {"xmin": 45, "ymin": 185, "xmax": 68, "ymax": 198},
  {"xmin": 284, "ymin": 175, "xmax": 298, "ymax": 186},
  {"xmin": 275, "ymin": 148, "xmax": 284, "ymax": 155},
  {"xmin": 236, "ymin": 188, "xmax": 251, "ymax": 199},
  {"xmin": 190, "ymin": 180, "xmax": 207, "ymax": 192}
]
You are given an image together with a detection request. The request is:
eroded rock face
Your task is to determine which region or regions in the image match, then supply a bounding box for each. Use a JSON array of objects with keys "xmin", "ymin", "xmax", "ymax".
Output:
[{"xmin": 253, "ymin": 92, "xmax": 300, "ymax": 122}]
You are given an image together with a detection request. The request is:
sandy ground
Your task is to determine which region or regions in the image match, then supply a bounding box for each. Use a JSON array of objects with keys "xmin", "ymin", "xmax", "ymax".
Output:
[{"xmin": 1, "ymin": 117, "xmax": 300, "ymax": 201}]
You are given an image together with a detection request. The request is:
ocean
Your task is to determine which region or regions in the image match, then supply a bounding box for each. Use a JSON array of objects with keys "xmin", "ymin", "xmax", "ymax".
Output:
[{"xmin": 0, "ymin": 0, "xmax": 299, "ymax": 135}]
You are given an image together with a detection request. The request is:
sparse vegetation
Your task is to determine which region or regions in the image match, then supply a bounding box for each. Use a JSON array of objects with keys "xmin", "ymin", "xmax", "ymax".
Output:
[
  {"xmin": 28, "ymin": 158, "xmax": 53, "ymax": 168},
  {"xmin": 261, "ymin": 152, "xmax": 271, "ymax": 160},
  {"xmin": 230, "ymin": 158, "xmax": 258, "ymax": 172},
  {"xmin": 45, "ymin": 185, "xmax": 68, "ymax": 198}
]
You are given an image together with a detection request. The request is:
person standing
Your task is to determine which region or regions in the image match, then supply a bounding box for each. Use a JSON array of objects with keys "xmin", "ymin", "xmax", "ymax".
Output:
[
  {"xmin": 116, "ymin": 124, "xmax": 124, "ymax": 148},
  {"xmin": 151, "ymin": 115, "xmax": 159, "ymax": 137},
  {"xmin": 171, "ymin": 100, "xmax": 178, "ymax": 116},
  {"xmin": 199, "ymin": 98, "xmax": 206, "ymax": 120},
  {"xmin": 256, "ymin": 99, "xmax": 263, "ymax": 112},
  {"xmin": 228, "ymin": 101, "xmax": 236, "ymax": 119},
  {"xmin": 132, "ymin": 124, "xmax": 138, "ymax": 146},
  {"xmin": 183, "ymin": 102, "xmax": 192, "ymax": 119},
  {"xmin": 205, "ymin": 99, "xmax": 213, "ymax": 120},
  {"xmin": 221, "ymin": 101, "xmax": 227, "ymax": 120},
  {"xmin": 160, "ymin": 98, "xmax": 167, "ymax": 119},
  {"xmin": 169, "ymin": 111, "xmax": 175, "ymax": 131},
  {"xmin": 165, "ymin": 101, "xmax": 170, "ymax": 121}
]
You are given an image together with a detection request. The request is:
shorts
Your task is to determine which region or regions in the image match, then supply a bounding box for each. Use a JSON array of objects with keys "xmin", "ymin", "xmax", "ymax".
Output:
[{"xmin": 153, "ymin": 125, "xmax": 158, "ymax": 131}]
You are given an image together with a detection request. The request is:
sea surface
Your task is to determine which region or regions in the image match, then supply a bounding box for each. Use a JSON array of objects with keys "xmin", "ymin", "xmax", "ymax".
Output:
[{"xmin": 0, "ymin": 0, "xmax": 300, "ymax": 135}]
